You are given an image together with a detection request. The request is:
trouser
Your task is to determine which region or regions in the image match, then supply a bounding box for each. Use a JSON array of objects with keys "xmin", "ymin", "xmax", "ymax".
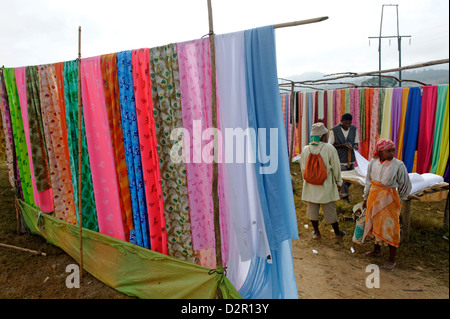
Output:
[
  {"xmin": 306, "ymin": 201, "xmax": 338, "ymax": 224},
  {"xmin": 340, "ymin": 163, "xmax": 354, "ymax": 198}
]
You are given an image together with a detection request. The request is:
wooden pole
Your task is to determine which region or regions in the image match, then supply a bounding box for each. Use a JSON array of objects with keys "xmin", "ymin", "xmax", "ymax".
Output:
[
  {"xmin": 0, "ymin": 242, "xmax": 47, "ymax": 256},
  {"xmin": 273, "ymin": 16, "xmax": 329, "ymax": 29},
  {"xmin": 77, "ymin": 26, "xmax": 83, "ymax": 279},
  {"xmin": 207, "ymin": 0, "xmax": 223, "ymax": 299}
]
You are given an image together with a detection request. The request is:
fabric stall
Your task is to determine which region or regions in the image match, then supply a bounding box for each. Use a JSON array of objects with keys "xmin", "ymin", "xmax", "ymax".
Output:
[
  {"xmin": 0, "ymin": 26, "xmax": 299, "ymax": 299},
  {"xmin": 282, "ymin": 85, "xmax": 450, "ymax": 182}
]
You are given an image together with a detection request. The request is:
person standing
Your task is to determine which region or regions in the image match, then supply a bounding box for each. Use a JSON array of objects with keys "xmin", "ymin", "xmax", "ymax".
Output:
[
  {"xmin": 300, "ymin": 122, "xmax": 346, "ymax": 240},
  {"xmin": 362, "ymin": 139, "xmax": 412, "ymax": 270},
  {"xmin": 329, "ymin": 113, "xmax": 359, "ymax": 203}
]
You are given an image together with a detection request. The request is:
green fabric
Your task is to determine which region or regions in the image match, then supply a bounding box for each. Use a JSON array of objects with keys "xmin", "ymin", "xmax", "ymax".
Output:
[
  {"xmin": 359, "ymin": 88, "xmax": 365, "ymax": 141},
  {"xmin": 150, "ymin": 44, "xmax": 196, "ymax": 263},
  {"xmin": 25, "ymin": 66, "xmax": 52, "ymax": 193},
  {"xmin": 3, "ymin": 68, "xmax": 35, "ymax": 206},
  {"xmin": 18, "ymin": 200, "xmax": 241, "ymax": 299},
  {"xmin": 310, "ymin": 136, "xmax": 321, "ymax": 145},
  {"xmin": 63, "ymin": 61, "xmax": 98, "ymax": 232},
  {"xmin": 430, "ymin": 84, "xmax": 448, "ymax": 174},
  {"xmin": 345, "ymin": 89, "xmax": 350, "ymax": 113}
]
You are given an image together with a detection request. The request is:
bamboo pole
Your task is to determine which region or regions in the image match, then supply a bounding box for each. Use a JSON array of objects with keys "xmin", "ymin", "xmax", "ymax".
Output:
[
  {"xmin": 207, "ymin": 0, "xmax": 223, "ymax": 299},
  {"xmin": 0, "ymin": 242, "xmax": 47, "ymax": 256},
  {"xmin": 77, "ymin": 26, "xmax": 83, "ymax": 279},
  {"xmin": 273, "ymin": 16, "xmax": 329, "ymax": 29}
]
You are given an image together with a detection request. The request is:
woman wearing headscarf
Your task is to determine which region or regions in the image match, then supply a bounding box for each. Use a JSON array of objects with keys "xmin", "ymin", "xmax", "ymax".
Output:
[
  {"xmin": 300, "ymin": 122, "xmax": 346, "ymax": 240},
  {"xmin": 362, "ymin": 139, "xmax": 412, "ymax": 270}
]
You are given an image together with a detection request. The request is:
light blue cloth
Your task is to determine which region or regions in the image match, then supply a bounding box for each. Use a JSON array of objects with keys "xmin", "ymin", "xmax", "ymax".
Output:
[
  {"xmin": 116, "ymin": 50, "xmax": 150, "ymax": 249},
  {"xmin": 402, "ymin": 87, "xmax": 422, "ymax": 172},
  {"xmin": 240, "ymin": 25, "xmax": 298, "ymax": 299}
]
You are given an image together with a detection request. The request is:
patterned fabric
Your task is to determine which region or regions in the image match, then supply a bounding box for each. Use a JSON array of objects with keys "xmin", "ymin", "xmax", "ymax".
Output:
[
  {"xmin": 177, "ymin": 39, "xmax": 215, "ymax": 252},
  {"xmin": 63, "ymin": 60, "xmax": 99, "ymax": 232},
  {"xmin": 38, "ymin": 64, "xmax": 77, "ymax": 224},
  {"xmin": 16, "ymin": 67, "xmax": 53, "ymax": 213},
  {"xmin": 117, "ymin": 50, "xmax": 150, "ymax": 248},
  {"xmin": 80, "ymin": 56, "xmax": 126, "ymax": 241},
  {"xmin": 150, "ymin": 44, "xmax": 196, "ymax": 262},
  {"xmin": 100, "ymin": 53, "xmax": 134, "ymax": 241},
  {"xmin": 25, "ymin": 66, "xmax": 52, "ymax": 194},
  {"xmin": 374, "ymin": 138, "xmax": 396, "ymax": 158},
  {"xmin": 0, "ymin": 73, "xmax": 15, "ymax": 187},
  {"xmin": 132, "ymin": 48, "xmax": 168, "ymax": 254},
  {"xmin": 3, "ymin": 68, "xmax": 35, "ymax": 205}
]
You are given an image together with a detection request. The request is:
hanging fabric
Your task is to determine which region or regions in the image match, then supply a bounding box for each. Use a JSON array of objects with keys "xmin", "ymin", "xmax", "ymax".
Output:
[
  {"xmin": 368, "ymin": 88, "xmax": 380, "ymax": 159},
  {"xmin": 430, "ymin": 85, "xmax": 449, "ymax": 174},
  {"xmin": 63, "ymin": 60, "xmax": 99, "ymax": 232},
  {"xmin": 38, "ymin": 64, "xmax": 77, "ymax": 224},
  {"xmin": 241, "ymin": 25, "xmax": 298, "ymax": 299},
  {"xmin": 435, "ymin": 85, "xmax": 449, "ymax": 176},
  {"xmin": 100, "ymin": 53, "xmax": 134, "ymax": 241},
  {"xmin": 0, "ymin": 73, "xmax": 15, "ymax": 188},
  {"xmin": 177, "ymin": 38, "xmax": 216, "ymax": 254},
  {"xmin": 3, "ymin": 68, "xmax": 35, "ymax": 205},
  {"xmin": 117, "ymin": 50, "xmax": 150, "ymax": 247},
  {"xmin": 149, "ymin": 44, "xmax": 197, "ymax": 262},
  {"xmin": 416, "ymin": 86, "xmax": 438, "ymax": 174},
  {"xmin": 396, "ymin": 87, "xmax": 410, "ymax": 161},
  {"xmin": 401, "ymin": 87, "xmax": 422, "ymax": 172},
  {"xmin": 380, "ymin": 88, "xmax": 393, "ymax": 139},
  {"xmin": 80, "ymin": 56, "xmax": 126, "ymax": 241},
  {"xmin": 131, "ymin": 48, "xmax": 168, "ymax": 255},
  {"xmin": 390, "ymin": 87, "xmax": 403, "ymax": 156},
  {"xmin": 15, "ymin": 67, "xmax": 53, "ymax": 213}
]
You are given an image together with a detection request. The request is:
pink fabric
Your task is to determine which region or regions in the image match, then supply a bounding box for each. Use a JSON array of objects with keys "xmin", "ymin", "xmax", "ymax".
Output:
[
  {"xmin": 416, "ymin": 86, "xmax": 438, "ymax": 174},
  {"xmin": 354, "ymin": 89, "xmax": 361, "ymax": 142},
  {"xmin": 14, "ymin": 67, "xmax": 53, "ymax": 212},
  {"xmin": 335, "ymin": 89, "xmax": 341, "ymax": 126},
  {"xmin": 80, "ymin": 56, "xmax": 125, "ymax": 241},
  {"xmin": 368, "ymin": 88, "xmax": 380, "ymax": 159}
]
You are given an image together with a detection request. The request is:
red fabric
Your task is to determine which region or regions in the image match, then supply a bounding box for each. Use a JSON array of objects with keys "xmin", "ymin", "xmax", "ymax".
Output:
[
  {"xmin": 416, "ymin": 86, "xmax": 438, "ymax": 174},
  {"xmin": 132, "ymin": 48, "xmax": 168, "ymax": 255}
]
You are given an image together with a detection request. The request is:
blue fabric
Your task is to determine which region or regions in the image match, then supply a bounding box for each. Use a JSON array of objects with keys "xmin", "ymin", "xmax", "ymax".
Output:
[
  {"xmin": 402, "ymin": 87, "xmax": 422, "ymax": 172},
  {"xmin": 116, "ymin": 50, "xmax": 150, "ymax": 249},
  {"xmin": 241, "ymin": 25, "xmax": 298, "ymax": 299}
]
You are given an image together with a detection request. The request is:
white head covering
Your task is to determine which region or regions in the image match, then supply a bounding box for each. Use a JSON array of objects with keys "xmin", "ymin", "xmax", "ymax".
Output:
[{"xmin": 310, "ymin": 122, "xmax": 328, "ymax": 137}]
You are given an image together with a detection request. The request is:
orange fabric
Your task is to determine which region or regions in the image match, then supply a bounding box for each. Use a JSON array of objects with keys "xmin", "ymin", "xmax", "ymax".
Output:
[
  {"xmin": 364, "ymin": 180, "xmax": 401, "ymax": 247},
  {"xmin": 100, "ymin": 53, "xmax": 134, "ymax": 242},
  {"xmin": 340, "ymin": 89, "xmax": 345, "ymax": 116}
]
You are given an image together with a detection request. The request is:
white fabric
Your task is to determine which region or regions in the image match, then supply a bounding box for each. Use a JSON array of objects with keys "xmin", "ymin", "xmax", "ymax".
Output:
[
  {"xmin": 215, "ymin": 31, "xmax": 271, "ymax": 289},
  {"xmin": 353, "ymin": 151, "xmax": 444, "ymax": 196}
]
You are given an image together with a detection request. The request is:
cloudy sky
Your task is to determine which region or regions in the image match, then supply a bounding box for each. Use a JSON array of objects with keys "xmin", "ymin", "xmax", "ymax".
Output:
[{"xmin": 0, "ymin": 0, "xmax": 448, "ymax": 78}]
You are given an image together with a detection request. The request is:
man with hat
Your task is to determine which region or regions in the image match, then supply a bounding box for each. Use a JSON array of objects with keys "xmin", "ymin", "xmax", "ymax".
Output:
[{"xmin": 300, "ymin": 122, "xmax": 346, "ymax": 240}]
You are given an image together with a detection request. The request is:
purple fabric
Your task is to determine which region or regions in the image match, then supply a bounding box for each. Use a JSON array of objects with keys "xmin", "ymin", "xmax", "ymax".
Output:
[{"xmin": 390, "ymin": 87, "xmax": 403, "ymax": 156}]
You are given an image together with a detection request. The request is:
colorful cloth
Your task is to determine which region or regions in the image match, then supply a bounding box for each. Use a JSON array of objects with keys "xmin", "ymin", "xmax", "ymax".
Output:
[
  {"xmin": 149, "ymin": 44, "xmax": 197, "ymax": 261},
  {"xmin": 3, "ymin": 68, "xmax": 35, "ymax": 205},
  {"xmin": 38, "ymin": 64, "xmax": 77, "ymax": 224},
  {"xmin": 373, "ymin": 138, "xmax": 395, "ymax": 158},
  {"xmin": 430, "ymin": 85, "xmax": 449, "ymax": 175},
  {"xmin": 390, "ymin": 87, "xmax": 403, "ymax": 157},
  {"xmin": 416, "ymin": 86, "xmax": 438, "ymax": 174},
  {"xmin": 401, "ymin": 87, "xmax": 422, "ymax": 172},
  {"xmin": 177, "ymin": 38, "xmax": 215, "ymax": 252},
  {"xmin": 132, "ymin": 48, "xmax": 168, "ymax": 254},
  {"xmin": 435, "ymin": 85, "xmax": 449, "ymax": 176},
  {"xmin": 363, "ymin": 180, "xmax": 401, "ymax": 247},
  {"xmin": 117, "ymin": 50, "xmax": 150, "ymax": 247},
  {"xmin": 100, "ymin": 53, "xmax": 134, "ymax": 241},
  {"xmin": 16, "ymin": 67, "xmax": 53, "ymax": 213},
  {"xmin": 0, "ymin": 73, "xmax": 15, "ymax": 187},
  {"xmin": 396, "ymin": 87, "xmax": 410, "ymax": 161},
  {"xmin": 63, "ymin": 60, "xmax": 98, "ymax": 232},
  {"xmin": 80, "ymin": 56, "xmax": 125, "ymax": 240}
]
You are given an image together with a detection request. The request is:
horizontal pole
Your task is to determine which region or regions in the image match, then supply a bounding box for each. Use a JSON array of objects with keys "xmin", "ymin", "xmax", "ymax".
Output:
[
  {"xmin": 369, "ymin": 35, "xmax": 411, "ymax": 39},
  {"xmin": 273, "ymin": 16, "xmax": 328, "ymax": 29}
]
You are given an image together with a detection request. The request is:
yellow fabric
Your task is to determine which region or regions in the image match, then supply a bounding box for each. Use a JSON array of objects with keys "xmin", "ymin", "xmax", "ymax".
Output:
[
  {"xmin": 396, "ymin": 87, "xmax": 410, "ymax": 160},
  {"xmin": 18, "ymin": 200, "xmax": 241, "ymax": 299}
]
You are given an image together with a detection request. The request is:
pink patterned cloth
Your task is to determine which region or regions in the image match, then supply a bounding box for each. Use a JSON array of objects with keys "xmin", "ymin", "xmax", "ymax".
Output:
[
  {"xmin": 368, "ymin": 88, "xmax": 380, "ymax": 159},
  {"xmin": 178, "ymin": 38, "xmax": 229, "ymax": 257},
  {"xmin": 15, "ymin": 67, "xmax": 53, "ymax": 212},
  {"xmin": 80, "ymin": 56, "xmax": 125, "ymax": 240}
]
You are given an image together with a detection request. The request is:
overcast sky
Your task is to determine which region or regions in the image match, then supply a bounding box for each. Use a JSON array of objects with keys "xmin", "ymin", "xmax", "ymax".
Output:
[{"xmin": 0, "ymin": 0, "xmax": 448, "ymax": 78}]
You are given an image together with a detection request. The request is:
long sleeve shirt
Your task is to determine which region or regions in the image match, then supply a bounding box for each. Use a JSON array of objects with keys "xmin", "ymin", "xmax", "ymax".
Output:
[{"xmin": 300, "ymin": 141, "xmax": 343, "ymax": 204}]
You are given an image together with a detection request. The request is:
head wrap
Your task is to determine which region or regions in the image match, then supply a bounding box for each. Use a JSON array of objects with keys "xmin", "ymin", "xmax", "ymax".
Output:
[
  {"xmin": 310, "ymin": 122, "xmax": 328, "ymax": 145},
  {"xmin": 373, "ymin": 139, "xmax": 395, "ymax": 158}
]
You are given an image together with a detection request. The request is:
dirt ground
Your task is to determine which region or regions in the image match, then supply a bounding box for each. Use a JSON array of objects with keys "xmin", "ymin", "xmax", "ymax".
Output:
[{"xmin": 0, "ymin": 161, "xmax": 449, "ymax": 299}]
